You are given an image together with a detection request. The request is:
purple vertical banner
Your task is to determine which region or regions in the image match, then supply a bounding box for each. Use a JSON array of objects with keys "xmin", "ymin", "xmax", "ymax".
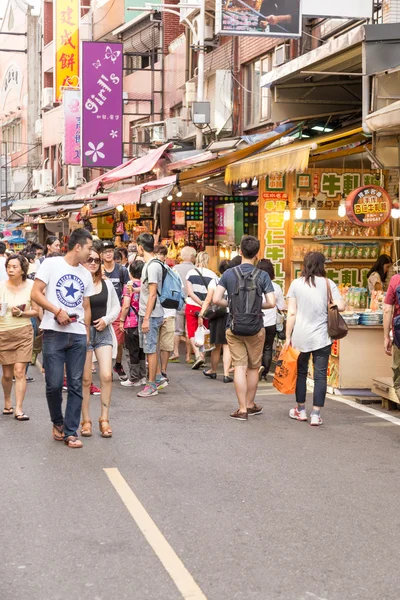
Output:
[{"xmin": 81, "ymin": 41, "xmax": 123, "ymax": 168}]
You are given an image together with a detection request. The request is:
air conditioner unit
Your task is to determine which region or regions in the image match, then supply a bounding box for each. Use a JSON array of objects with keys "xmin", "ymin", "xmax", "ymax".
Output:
[
  {"xmin": 165, "ymin": 117, "xmax": 183, "ymax": 140},
  {"xmin": 193, "ymin": 15, "xmax": 214, "ymax": 43},
  {"xmin": 41, "ymin": 87, "xmax": 54, "ymax": 109},
  {"xmin": 67, "ymin": 165, "xmax": 84, "ymax": 189},
  {"xmin": 149, "ymin": 125, "xmax": 166, "ymax": 144},
  {"xmin": 273, "ymin": 43, "xmax": 290, "ymax": 67},
  {"xmin": 32, "ymin": 169, "xmax": 53, "ymax": 193},
  {"xmin": 185, "ymin": 82, "xmax": 196, "ymax": 105}
]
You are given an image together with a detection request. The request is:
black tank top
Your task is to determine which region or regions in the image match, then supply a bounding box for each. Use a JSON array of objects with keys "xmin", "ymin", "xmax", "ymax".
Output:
[{"xmin": 90, "ymin": 280, "xmax": 108, "ymax": 325}]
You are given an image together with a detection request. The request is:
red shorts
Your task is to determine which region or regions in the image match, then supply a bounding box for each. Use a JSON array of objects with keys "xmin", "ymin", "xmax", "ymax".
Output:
[
  {"xmin": 185, "ymin": 304, "xmax": 208, "ymax": 339},
  {"xmin": 112, "ymin": 313, "xmax": 124, "ymax": 345}
]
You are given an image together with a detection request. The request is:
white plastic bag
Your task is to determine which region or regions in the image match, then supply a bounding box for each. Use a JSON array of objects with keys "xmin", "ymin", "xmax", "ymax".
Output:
[{"xmin": 194, "ymin": 325, "xmax": 206, "ymax": 347}]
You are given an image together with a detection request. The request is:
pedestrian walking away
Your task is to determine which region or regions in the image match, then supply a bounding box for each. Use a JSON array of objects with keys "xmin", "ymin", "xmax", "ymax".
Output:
[
  {"xmin": 31, "ymin": 229, "xmax": 95, "ymax": 448},
  {"xmin": 257, "ymin": 259, "xmax": 287, "ymax": 381},
  {"xmin": 213, "ymin": 235, "xmax": 276, "ymax": 420},
  {"xmin": 101, "ymin": 240, "xmax": 130, "ymax": 381},
  {"xmin": 186, "ymin": 251, "xmax": 218, "ymax": 370},
  {"xmin": 198, "ymin": 259, "xmax": 232, "ymax": 383},
  {"xmin": 284, "ymin": 251, "xmax": 345, "ymax": 426},
  {"xmin": 81, "ymin": 244, "xmax": 120, "ymax": 438},
  {"xmin": 383, "ymin": 271, "xmax": 400, "ymax": 401},
  {"xmin": 170, "ymin": 245, "xmax": 196, "ymax": 364},
  {"xmin": 0, "ymin": 254, "xmax": 39, "ymax": 420},
  {"xmin": 119, "ymin": 260, "xmax": 147, "ymax": 387},
  {"xmin": 136, "ymin": 233, "xmax": 165, "ymax": 397}
]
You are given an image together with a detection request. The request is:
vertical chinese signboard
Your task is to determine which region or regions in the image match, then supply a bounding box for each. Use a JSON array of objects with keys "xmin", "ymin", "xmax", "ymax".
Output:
[
  {"xmin": 63, "ymin": 88, "xmax": 81, "ymax": 164},
  {"xmin": 262, "ymin": 190, "xmax": 287, "ymax": 292},
  {"xmin": 55, "ymin": 0, "xmax": 79, "ymax": 102},
  {"xmin": 81, "ymin": 41, "xmax": 123, "ymax": 169}
]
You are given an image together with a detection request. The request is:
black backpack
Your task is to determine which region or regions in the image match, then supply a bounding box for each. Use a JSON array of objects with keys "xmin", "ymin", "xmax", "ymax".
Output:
[{"xmin": 229, "ymin": 266, "xmax": 264, "ymax": 336}]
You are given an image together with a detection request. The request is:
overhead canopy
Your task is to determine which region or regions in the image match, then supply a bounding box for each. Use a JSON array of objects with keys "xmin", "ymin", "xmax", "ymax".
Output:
[
  {"xmin": 32, "ymin": 203, "xmax": 84, "ymax": 216},
  {"xmin": 225, "ymin": 127, "xmax": 365, "ymax": 183},
  {"xmin": 11, "ymin": 196, "xmax": 59, "ymax": 212},
  {"xmin": 74, "ymin": 143, "xmax": 172, "ymax": 200},
  {"xmin": 141, "ymin": 184, "xmax": 174, "ymax": 205},
  {"xmin": 167, "ymin": 151, "xmax": 214, "ymax": 172},
  {"xmin": 107, "ymin": 175, "xmax": 176, "ymax": 207},
  {"xmin": 366, "ymin": 100, "xmax": 400, "ymax": 133}
]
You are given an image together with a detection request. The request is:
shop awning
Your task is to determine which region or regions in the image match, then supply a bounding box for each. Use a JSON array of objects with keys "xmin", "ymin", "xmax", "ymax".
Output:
[
  {"xmin": 260, "ymin": 25, "xmax": 364, "ymax": 89},
  {"xmin": 33, "ymin": 203, "xmax": 84, "ymax": 216},
  {"xmin": 167, "ymin": 151, "xmax": 214, "ymax": 172},
  {"xmin": 365, "ymin": 100, "xmax": 400, "ymax": 133},
  {"xmin": 74, "ymin": 143, "xmax": 172, "ymax": 200},
  {"xmin": 179, "ymin": 124, "xmax": 297, "ymax": 184},
  {"xmin": 141, "ymin": 184, "xmax": 174, "ymax": 205},
  {"xmin": 107, "ymin": 175, "xmax": 176, "ymax": 207},
  {"xmin": 11, "ymin": 197, "xmax": 58, "ymax": 212},
  {"xmin": 225, "ymin": 126, "xmax": 365, "ymax": 183}
]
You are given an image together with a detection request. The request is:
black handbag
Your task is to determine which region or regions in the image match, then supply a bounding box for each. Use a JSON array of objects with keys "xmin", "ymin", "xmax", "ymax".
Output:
[{"xmin": 196, "ymin": 268, "xmax": 227, "ymax": 321}]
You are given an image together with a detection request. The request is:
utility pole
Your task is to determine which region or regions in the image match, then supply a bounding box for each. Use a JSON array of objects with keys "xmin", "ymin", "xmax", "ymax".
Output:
[{"xmin": 127, "ymin": 1, "xmax": 205, "ymax": 149}]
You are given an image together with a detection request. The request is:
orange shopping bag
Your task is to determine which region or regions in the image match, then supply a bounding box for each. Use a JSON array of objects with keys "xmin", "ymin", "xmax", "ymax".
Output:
[{"xmin": 273, "ymin": 346, "xmax": 300, "ymax": 395}]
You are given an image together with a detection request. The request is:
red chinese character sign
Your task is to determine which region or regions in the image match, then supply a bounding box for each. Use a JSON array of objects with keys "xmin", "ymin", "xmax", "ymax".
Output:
[
  {"xmin": 81, "ymin": 42, "xmax": 123, "ymax": 169},
  {"xmin": 55, "ymin": 0, "xmax": 79, "ymax": 102},
  {"xmin": 346, "ymin": 186, "xmax": 391, "ymax": 227}
]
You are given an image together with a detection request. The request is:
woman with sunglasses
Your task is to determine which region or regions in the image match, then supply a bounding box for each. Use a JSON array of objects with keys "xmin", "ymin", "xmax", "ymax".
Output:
[{"xmin": 81, "ymin": 245, "xmax": 120, "ymax": 438}]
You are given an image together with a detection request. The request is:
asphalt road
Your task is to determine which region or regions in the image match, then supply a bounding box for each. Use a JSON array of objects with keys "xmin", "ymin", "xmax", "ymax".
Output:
[{"xmin": 1, "ymin": 359, "xmax": 400, "ymax": 600}]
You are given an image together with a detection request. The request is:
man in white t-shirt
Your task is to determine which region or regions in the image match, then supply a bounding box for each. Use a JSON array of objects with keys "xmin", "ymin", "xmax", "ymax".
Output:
[{"xmin": 32, "ymin": 229, "xmax": 95, "ymax": 448}]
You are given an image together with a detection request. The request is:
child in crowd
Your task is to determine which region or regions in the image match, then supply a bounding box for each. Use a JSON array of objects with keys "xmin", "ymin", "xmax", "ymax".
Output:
[{"xmin": 119, "ymin": 261, "xmax": 147, "ymax": 387}]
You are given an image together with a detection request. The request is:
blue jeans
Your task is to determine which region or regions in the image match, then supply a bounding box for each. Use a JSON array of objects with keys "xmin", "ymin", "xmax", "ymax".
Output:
[
  {"xmin": 42, "ymin": 330, "xmax": 87, "ymax": 438},
  {"xmin": 139, "ymin": 316, "xmax": 163, "ymax": 354}
]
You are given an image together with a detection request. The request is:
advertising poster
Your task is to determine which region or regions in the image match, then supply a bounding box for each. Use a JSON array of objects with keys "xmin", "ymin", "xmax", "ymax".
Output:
[
  {"xmin": 215, "ymin": 0, "xmax": 301, "ymax": 38},
  {"xmin": 63, "ymin": 88, "xmax": 81, "ymax": 165},
  {"xmin": 81, "ymin": 41, "xmax": 123, "ymax": 168},
  {"xmin": 54, "ymin": 0, "xmax": 80, "ymax": 102},
  {"xmin": 303, "ymin": 0, "xmax": 373, "ymax": 19}
]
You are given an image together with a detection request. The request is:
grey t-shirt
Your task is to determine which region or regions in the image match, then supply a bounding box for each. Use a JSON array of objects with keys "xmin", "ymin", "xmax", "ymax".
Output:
[
  {"xmin": 139, "ymin": 258, "xmax": 164, "ymax": 318},
  {"xmin": 287, "ymin": 276, "xmax": 342, "ymax": 353}
]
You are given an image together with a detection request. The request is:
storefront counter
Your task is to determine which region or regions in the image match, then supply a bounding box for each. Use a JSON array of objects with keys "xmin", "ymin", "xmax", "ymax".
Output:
[{"xmin": 327, "ymin": 326, "xmax": 392, "ymax": 391}]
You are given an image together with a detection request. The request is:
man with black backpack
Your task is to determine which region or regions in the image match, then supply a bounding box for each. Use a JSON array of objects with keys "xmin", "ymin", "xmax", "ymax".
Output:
[{"xmin": 213, "ymin": 235, "xmax": 276, "ymax": 420}]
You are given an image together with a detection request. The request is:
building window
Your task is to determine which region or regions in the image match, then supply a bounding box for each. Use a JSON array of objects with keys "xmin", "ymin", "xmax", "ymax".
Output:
[
  {"xmin": 1, "ymin": 122, "xmax": 21, "ymax": 153},
  {"xmin": 244, "ymin": 55, "xmax": 271, "ymax": 129}
]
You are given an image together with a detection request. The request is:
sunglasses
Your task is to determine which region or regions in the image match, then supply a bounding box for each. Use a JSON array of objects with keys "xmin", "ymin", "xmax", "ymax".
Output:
[{"xmin": 87, "ymin": 257, "xmax": 101, "ymax": 265}]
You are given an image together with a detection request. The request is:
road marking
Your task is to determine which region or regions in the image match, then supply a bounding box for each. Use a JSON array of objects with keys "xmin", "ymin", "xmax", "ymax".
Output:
[
  {"xmin": 326, "ymin": 393, "xmax": 400, "ymax": 426},
  {"xmin": 104, "ymin": 468, "xmax": 208, "ymax": 600}
]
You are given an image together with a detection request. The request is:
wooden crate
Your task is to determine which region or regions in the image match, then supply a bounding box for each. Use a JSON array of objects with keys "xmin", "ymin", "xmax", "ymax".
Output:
[{"xmin": 372, "ymin": 377, "xmax": 400, "ymax": 410}]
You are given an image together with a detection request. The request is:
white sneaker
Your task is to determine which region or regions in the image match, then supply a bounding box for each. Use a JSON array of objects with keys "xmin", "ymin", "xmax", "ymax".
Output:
[
  {"xmin": 289, "ymin": 407, "xmax": 308, "ymax": 421},
  {"xmin": 310, "ymin": 413, "xmax": 323, "ymax": 426},
  {"xmin": 121, "ymin": 379, "xmax": 136, "ymax": 387}
]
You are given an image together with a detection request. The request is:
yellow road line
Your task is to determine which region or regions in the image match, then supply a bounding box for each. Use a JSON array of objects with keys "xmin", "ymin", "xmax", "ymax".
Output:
[{"xmin": 104, "ymin": 468, "xmax": 208, "ymax": 600}]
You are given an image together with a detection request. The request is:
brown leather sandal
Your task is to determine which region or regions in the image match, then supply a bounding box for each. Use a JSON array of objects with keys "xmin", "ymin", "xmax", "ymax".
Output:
[
  {"xmin": 52, "ymin": 424, "xmax": 64, "ymax": 441},
  {"xmin": 80, "ymin": 420, "xmax": 92, "ymax": 437},
  {"xmin": 64, "ymin": 436, "xmax": 83, "ymax": 448},
  {"xmin": 99, "ymin": 418, "xmax": 112, "ymax": 438}
]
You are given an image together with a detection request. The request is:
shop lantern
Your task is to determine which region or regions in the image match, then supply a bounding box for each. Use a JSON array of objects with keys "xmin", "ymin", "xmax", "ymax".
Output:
[{"xmin": 295, "ymin": 197, "xmax": 303, "ymax": 219}]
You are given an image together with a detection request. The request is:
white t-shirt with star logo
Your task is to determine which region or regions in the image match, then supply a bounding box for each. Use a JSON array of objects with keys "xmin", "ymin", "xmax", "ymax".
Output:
[{"xmin": 36, "ymin": 257, "xmax": 95, "ymax": 335}]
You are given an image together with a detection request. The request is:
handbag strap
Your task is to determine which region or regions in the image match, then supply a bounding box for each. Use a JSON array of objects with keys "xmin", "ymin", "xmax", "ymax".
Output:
[
  {"xmin": 195, "ymin": 268, "xmax": 209, "ymax": 290},
  {"xmin": 325, "ymin": 278, "xmax": 333, "ymax": 305}
]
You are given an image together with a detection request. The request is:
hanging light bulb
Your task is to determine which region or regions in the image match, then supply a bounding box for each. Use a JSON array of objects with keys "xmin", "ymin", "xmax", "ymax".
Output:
[
  {"xmin": 284, "ymin": 200, "xmax": 290, "ymax": 221},
  {"xmin": 146, "ymin": 202, "xmax": 151, "ymax": 207},
  {"xmin": 167, "ymin": 194, "xmax": 173, "ymax": 201},
  {"xmin": 295, "ymin": 198, "xmax": 303, "ymax": 219},
  {"xmin": 391, "ymin": 207, "xmax": 400, "ymax": 219},
  {"xmin": 116, "ymin": 204, "xmax": 124, "ymax": 212},
  {"xmin": 219, "ymin": 248, "xmax": 225, "ymax": 258},
  {"xmin": 240, "ymin": 180, "xmax": 248, "ymax": 189},
  {"xmin": 338, "ymin": 194, "xmax": 346, "ymax": 218},
  {"xmin": 252, "ymin": 177, "xmax": 258, "ymax": 187},
  {"xmin": 176, "ymin": 187, "xmax": 183, "ymax": 198},
  {"xmin": 309, "ymin": 197, "xmax": 317, "ymax": 220},
  {"xmin": 157, "ymin": 198, "xmax": 163, "ymax": 204}
]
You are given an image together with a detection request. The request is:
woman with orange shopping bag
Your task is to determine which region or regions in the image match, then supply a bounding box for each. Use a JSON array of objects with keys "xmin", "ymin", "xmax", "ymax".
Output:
[{"xmin": 283, "ymin": 252, "xmax": 345, "ymax": 426}]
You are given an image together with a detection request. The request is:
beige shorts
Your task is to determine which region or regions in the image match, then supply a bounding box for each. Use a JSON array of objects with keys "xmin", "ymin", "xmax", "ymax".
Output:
[
  {"xmin": 175, "ymin": 309, "xmax": 186, "ymax": 337},
  {"xmin": 159, "ymin": 316, "xmax": 175, "ymax": 352},
  {"xmin": 226, "ymin": 327, "xmax": 265, "ymax": 369}
]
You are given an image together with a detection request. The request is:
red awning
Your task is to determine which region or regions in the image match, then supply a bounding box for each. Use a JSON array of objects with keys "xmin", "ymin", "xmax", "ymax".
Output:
[
  {"xmin": 107, "ymin": 174, "xmax": 176, "ymax": 207},
  {"xmin": 74, "ymin": 143, "xmax": 172, "ymax": 200}
]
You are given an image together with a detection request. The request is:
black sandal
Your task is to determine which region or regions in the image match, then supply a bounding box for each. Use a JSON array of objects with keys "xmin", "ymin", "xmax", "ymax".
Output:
[
  {"xmin": 14, "ymin": 413, "xmax": 30, "ymax": 421},
  {"xmin": 3, "ymin": 407, "xmax": 14, "ymax": 415}
]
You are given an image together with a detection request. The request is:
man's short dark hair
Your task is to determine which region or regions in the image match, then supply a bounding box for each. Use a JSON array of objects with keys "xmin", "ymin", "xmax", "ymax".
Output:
[
  {"xmin": 137, "ymin": 233, "xmax": 154, "ymax": 253},
  {"xmin": 114, "ymin": 250, "xmax": 122, "ymax": 261},
  {"xmin": 257, "ymin": 259, "xmax": 275, "ymax": 280},
  {"xmin": 129, "ymin": 260, "xmax": 144, "ymax": 279},
  {"xmin": 240, "ymin": 235, "xmax": 260, "ymax": 260},
  {"xmin": 119, "ymin": 247, "xmax": 128, "ymax": 259},
  {"xmin": 30, "ymin": 242, "xmax": 43, "ymax": 252},
  {"xmin": 155, "ymin": 244, "xmax": 168, "ymax": 257},
  {"xmin": 68, "ymin": 228, "xmax": 92, "ymax": 251},
  {"xmin": 0, "ymin": 241, "xmax": 6, "ymax": 255},
  {"xmin": 230, "ymin": 255, "xmax": 242, "ymax": 268}
]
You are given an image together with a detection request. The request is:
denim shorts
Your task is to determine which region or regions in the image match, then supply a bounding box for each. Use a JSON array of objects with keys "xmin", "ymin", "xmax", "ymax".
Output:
[
  {"xmin": 139, "ymin": 316, "xmax": 163, "ymax": 354},
  {"xmin": 87, "ymin": 325, "xmax": 113, "ymax": 351}
]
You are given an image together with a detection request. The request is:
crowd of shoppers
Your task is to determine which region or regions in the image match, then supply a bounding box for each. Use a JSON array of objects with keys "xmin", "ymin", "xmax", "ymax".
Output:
[{"xmin": 2, "ymin": 227, "xmax": 377, "ymax": 445}]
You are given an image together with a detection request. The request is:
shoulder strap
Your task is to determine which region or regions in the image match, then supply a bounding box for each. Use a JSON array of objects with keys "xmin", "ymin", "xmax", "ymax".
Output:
[
  {"xmin": 326, "ymin": 278, "xmax": 333, "ymax": 305},
  {"xmin": 195, "ymin": 268, "xmax": 209, "ymax": 290}
]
